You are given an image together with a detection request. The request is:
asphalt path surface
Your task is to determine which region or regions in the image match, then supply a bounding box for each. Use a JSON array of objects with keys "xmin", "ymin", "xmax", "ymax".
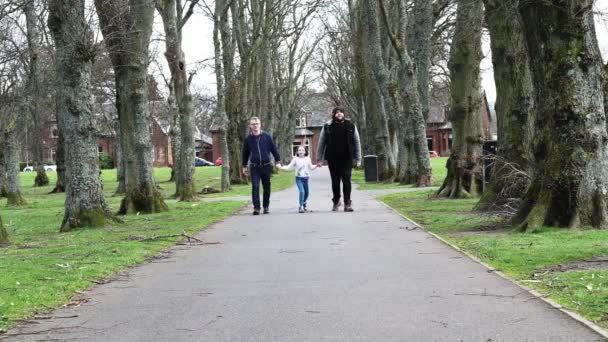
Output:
[{"xmin": 5, "ymin": 168, "xmax": 605, "ymax": 341}]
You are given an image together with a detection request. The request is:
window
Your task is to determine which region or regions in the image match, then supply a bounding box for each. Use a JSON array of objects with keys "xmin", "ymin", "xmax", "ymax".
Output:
[
  {"xmin": 295, "ymin": 115, "xmax": 307, "ymax": 128},
  {"xmin": 292, "ymin": 138, "xmax": 310, "ymax": 156},
  {"xmin": 51, "ymin": 124, "xmax": 59, "ymax": 138},
  {"xmin": 98, "ymin": 145, "xmax": 103, "ymax": 153},
  {"xmin": 50, "ymin": 148, "xmax": 57, "ymax": 162}
]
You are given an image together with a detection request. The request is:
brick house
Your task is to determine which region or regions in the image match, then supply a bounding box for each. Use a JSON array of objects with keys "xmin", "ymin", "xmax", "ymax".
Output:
[
  {"xmin": 41, "ymin": 100, "xmax": 210, "ymax": 168},
  {"xmin": 426, "ymin": 91, "xmax": 496, "ymax": 156},
  {"xmin": 195, "ymin": 128, "xmax": 213, "ymax": 161}
]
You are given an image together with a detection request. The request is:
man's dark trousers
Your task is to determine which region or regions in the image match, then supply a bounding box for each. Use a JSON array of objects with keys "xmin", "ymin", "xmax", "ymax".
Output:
[
  {"xmin": 328, "ymin": 159, "xmax": 353, "ymax": 204},
  {"xmin": 250, "ymin": 164, "xmax": 272, "ymax": 209}
]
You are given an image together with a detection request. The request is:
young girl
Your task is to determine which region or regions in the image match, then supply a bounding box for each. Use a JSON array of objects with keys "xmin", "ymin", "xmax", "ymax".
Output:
[{"xmin": 280, "ymin": 146, "xmax": 317, "ymax": 213}]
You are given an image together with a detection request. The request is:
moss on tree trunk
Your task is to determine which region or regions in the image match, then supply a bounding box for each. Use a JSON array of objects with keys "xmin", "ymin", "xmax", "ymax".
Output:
[
  {"xmin": 119, "ymin": 186, "xmax": 168, "ymax": 215},
  {"xmin": 50, "ymin": 131, "xmax": 66, "ymax": 194},
  {"xmin": 476, "ymin": 0, "xmax": 533, "ymax": 212},
  {"xmin": 95, "ymin": 0, "xmax": 168, "ymax": 212},
  {"xmin": 0, "ymin": 214, "xmax": 8, "ymax": 246},
  {"xmin": 436, "ymin": 0, "xmax": 484, "ymax": 199},
  {"xmin": 49, "ymin": 0, "xmax": 116, "ymax": 232},
  {"xmin": 6, "ymin": 192, "xmax": 27, "ymax": 207},
  {"xmin": 34, "ymin": 170, "xmax": 49, "ymax": 187},
  {"xmin": 512, "ymin": 0, "xmax": 608, "ymax": 231},
  {"xmin": 156, "ymin": 0, "xmax": 197, "ymax": 202},
  {"xmin": 3, "ymin": 127, "xmax": 26, "ymax": 207}
]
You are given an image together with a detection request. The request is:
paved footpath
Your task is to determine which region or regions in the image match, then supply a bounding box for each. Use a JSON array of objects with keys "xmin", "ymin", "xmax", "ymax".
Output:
[{"xmin": 6, "ymin": 169, "xmax": 606, "ymax": 341}]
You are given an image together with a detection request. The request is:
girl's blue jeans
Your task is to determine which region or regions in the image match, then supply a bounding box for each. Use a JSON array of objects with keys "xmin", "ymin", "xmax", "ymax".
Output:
[{"xmin": 295, "ymin": 176, "xmax": 309, "ymax": 207}]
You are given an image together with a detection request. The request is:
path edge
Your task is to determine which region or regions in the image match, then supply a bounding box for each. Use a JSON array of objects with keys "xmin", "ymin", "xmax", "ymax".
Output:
[{"xmin": 376, "ymin": 199, "xmax": 608, "ymax": 340}]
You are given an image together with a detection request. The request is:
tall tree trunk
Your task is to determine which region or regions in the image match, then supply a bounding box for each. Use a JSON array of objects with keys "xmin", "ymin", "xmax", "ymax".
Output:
[
  {"xmin": 95, "ymin": 0, "xmax": 168, "ymax": 214},
  {"xmin": 361, "ymin": 0, "xmax": 395, "ymax": 181},
  {"xmin": 512, "ymin": 0, "xmax": 608, "ymax": 230},
  {"xmin": 225, "ymin": 0, "xmax": 248, "ymax": 185},
  {"xmin": 114, "ymin": 119, "xmax": 126, "ymax": 195},
  {"xmin": 411, "ymin": 0, "xmax": 432, "ymax": 121},
  {"xmin": 24, "ymin": 0, "xmax": 49, "ymax": 187},
  {"xmin": 437, "ymin": 0, "xmax": 484, "ymax": 198},
  {"xmin": 49, "ymin": 0, "xmax": 116, "ymax": 232},
  {"xmin": 4, "ymin": 126, "xmax": 26, "ymax": 206},
  {"xmin": 380, "ymin": 0, "xmax": 432, "ymax": 187},
  {"xmin": 49, "ymin": 126, "xmax": 66, "ymax": 193},
  {"xmin": 0, "ymin": 145, "xmax": 6, "ymax": 197},
  {"xmin": 214, "ymin": 0, "xmax": 231, "ymax": 192},
  {"xmin": 477, "ymin": 0, "xmax": 533, "ymax": 211},
  {"xmin": 0, "ymin": 213, "xmax": 7, "ymax": 246},
  {"xmin": 157, "ymin": 0, "xmax": 196, "ymax": 201},
  {"xmin": 167, "ymin": 93, "xmax": 179, "ymax": 182}
]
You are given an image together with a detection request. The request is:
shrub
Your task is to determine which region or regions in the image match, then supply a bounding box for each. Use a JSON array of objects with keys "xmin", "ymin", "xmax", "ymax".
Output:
[{"xmin": 98, "ymin": 152, "xmax": 114, "ymax": 169}]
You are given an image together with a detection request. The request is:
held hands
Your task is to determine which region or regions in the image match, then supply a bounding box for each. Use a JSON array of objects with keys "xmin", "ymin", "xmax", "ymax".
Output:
[
  {"xmin": 316, "ymin": 162, "xmax": 323, "ymax": 168},
  {"xmin": 242, "ymin": 167, "xmax": 248, "ymax": 175}
]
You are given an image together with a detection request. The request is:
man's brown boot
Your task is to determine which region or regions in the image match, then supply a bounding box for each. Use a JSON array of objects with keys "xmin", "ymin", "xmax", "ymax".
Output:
[{"xmin": 344, "ymin": 200, "xmax": 354, "ymax": 212}]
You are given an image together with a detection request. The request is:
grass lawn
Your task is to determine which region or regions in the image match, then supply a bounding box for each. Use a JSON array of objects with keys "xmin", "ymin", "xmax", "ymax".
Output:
[
  {"xmin": 0, "ymin": 166, "xmax": 283, "ymax": 331},
  {"xmin": 352, "ymin": 157, "xmax": 447, "ymax": 190},
  {"xmin": 380, "ymin": 190, "xmax": 608, "ymax": 329}
]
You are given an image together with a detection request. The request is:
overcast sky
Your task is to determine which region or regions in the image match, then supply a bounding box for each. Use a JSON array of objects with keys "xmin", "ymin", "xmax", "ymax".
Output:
[{"xmin": 161, "ymin": 1, "xmax": 608, "ymax": 105}]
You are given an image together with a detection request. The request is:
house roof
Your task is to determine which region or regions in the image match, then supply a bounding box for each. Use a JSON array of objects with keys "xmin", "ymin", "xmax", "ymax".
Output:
[
  {"xmin": 427, "ymin": 103, "xmax": 447, "ymax": 124},
  {"xmin": 294, "ymin": 128, "xmax": 314, "ymax": 136},
  {"xmin": 194, "ymin": 127, "xmax": 213, "ymax": 145},
  {"xmin": 300, "ymin": 93, "xmax": 334, "ymax": 127}
]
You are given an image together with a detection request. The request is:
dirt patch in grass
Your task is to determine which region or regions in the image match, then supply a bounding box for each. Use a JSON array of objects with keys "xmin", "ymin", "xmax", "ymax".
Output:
[
  {"xmin": 536, "ymin": 256, "xmax": 608, "ymax": 273},
  {"xmin": 410, "ymin": 210, "xmax": 474, "ymax": 215},
  {"xmin": 446, "ymin": 223, "xmax": 511, "ymax": 237}
]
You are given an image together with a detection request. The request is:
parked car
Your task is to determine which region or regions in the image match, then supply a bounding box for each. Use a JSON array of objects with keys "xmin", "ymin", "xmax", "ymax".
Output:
[
  {"xmin": 194, "ymin": 157, "xmax": 213, "ymax": 167},
  {"xmin": 23, "ymin": 164, "xmax": 57, "ymax": 172},
  {"xmin": 214, "ymin": 157, "xmax": 223, "ymax": 166},
  {"xmin": 429, "ymin": 150, "xmax": 439, "ymax": 158}
]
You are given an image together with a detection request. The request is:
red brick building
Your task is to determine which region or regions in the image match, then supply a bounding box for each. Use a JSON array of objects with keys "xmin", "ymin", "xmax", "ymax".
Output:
[
  {"xmin": 426, "ymin": 91, "xmax": 495, "ymax": 156},
  {"xmin": 40, "ymin": 101, "xmax": 210, "ymax": 168}
]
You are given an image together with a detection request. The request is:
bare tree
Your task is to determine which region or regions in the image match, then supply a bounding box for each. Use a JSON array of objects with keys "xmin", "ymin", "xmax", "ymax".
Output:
[
  {"xmin": 512, "ymin": 0, "xmax": 608, "ymax": 230},
  {"xmin": 272, "ymin": 0, "xmax": 325, "ymax": 163},
  {"xmin": 212, "ymin": 0, "xmax": 231, "ymax": 191},
  {"xmin": 378, "ymin": 0, "xmax": 432, "ymax": 187},
  {"xmin": 156, "ymin": 0, "xmax": 198, "ymax": 201},
  {"xmin": 476, "ymin": 0, "xmax": 533, "ymax": 211},
  {"xmin": 436, "ymin": 0, "xmax": 484, "ymax": 198},
  {"xmin": 24, "ymin": 0, "xmax": 50, "ymax": 187},
  {"xmin": 0, "ymin": 212, "xmax": 7, "ymax": 246},
  {"xmin": 0, "ymin": 6, "xmax": 26, "ymax": 206},
  {"xmin": 95, "ymin": 0, "xmax": 168, "ymax": 214},
  {"xmin": 48, "ymin": 0, "xmax": 116, "ymax": 231},
  {"xmin": 360, "ymin": 0, "xmax": 396, "ymax": 181}
]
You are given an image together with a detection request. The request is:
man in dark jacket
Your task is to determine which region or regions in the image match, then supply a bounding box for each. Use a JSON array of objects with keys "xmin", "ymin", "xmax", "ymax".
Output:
[
  {"xmin": 242, "ymin": 116, "xmax": 282, "ymax": 215},
  {"xmin": 316, "ymin": 107, "xmax": 361, "ymax": 212}
]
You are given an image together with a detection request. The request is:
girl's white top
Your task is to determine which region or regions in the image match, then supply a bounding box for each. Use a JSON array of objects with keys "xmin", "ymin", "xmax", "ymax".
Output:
[{"xmin": 282, "ymin": 156, "xmax": 315, "ymax": 177}]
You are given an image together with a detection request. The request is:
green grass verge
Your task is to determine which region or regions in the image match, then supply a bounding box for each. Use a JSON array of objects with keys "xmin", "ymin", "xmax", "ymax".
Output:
[
  {"xmin": 380, "ymin": 190, "xmax": 608, "ymax": 329},
  {"xmin": 353, "ymin": 157, "xmax": 448, "ymax": 190},
  {"xmin": 0, "ymin": 167, "xmax": 253, "ymax": 331}
]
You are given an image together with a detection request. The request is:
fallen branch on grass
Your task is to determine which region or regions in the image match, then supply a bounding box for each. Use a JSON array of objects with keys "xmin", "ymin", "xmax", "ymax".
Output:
[
  {"xmin": 129, "ymin": 230, "xmax": 220, "ymax": 245},
  {"xmin": 131, "ymin": 233, "xmax": 203, "ymax": 243}
]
